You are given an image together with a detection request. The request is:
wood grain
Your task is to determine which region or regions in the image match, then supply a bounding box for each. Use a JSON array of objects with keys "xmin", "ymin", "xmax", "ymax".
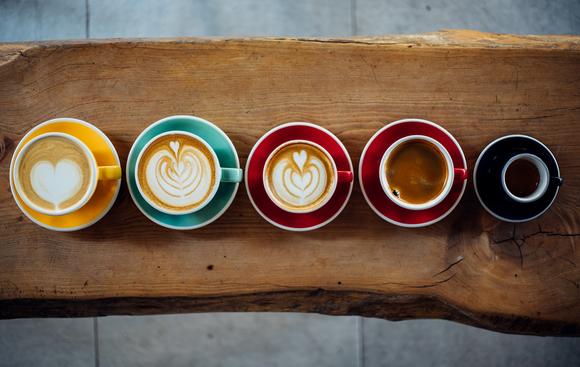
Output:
[{"xmin": 0, "ymin": 30, "xmax": 579, "ymax": 335}]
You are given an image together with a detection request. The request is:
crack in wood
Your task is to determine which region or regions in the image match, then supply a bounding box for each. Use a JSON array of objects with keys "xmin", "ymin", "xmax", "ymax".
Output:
[
  {"xmin": 381, "ymin": 273, "xmax": 457, "ymax": 289},
  {"xmin": 492, "ymin": 225, "xmax": 579, "ymax": 245},
  {"xmin": 492, "ymin": 224, "xmax": 579, "ymax": 270},
  {"xmin": 432, "ymin": 256, "xmax": 464, "ymax": 278},
  {"xmin": 411, "ymin": 274, "xmax": 457, "ymax": 288},
  {"xmin": 545, "ymin": 233, "xmax": 580, "ymax": 238},
  {"xmin": 514, "ymin": 239, "xmax": 524, "ymax": 270},
  {"xmin": 281, "ymin": 38, "xmax": 381, "ymax": 46}
]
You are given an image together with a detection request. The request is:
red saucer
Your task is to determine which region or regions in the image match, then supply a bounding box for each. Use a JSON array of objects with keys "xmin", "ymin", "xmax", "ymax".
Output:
[
  {"xmin": 246, "ymin": 123, "xmax": 353, "ymax": 231},
  {"xmin": 359, "ymin": 119, "xmax": 467, "ymax": 227}
]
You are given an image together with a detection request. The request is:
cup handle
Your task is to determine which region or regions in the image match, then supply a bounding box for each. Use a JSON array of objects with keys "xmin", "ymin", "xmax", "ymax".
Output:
[
  {"xmin": 338, "ymin": 170, "xmax": 353, "ymax": 183},
  {"xmin": 551, "ymin": 176, "xmax": 564, "ymax": 186},
  {"xmin": 454, "ymin": 168, "xmax": 468, "ymax": 181},
  {"xmin": 98, "ymin": 165, "xmax": 122, "ymax": 180},
  {"xmin": 221, "ymin": 167, "xmax": 243, "ymax": 183}
]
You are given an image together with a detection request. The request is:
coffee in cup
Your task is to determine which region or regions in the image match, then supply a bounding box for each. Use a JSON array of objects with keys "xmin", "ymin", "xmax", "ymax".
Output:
[
  {"xmin": 501, "ymin": 153, "xmax": 549, "ymax": 203},
  {"xmin": 385, "ymin": 138, "xmax": 447, "ymax": 205},
  {"xmin": 13, "ymin": 132, "xmax": 121, "ymax": 216},
  {"xmin": 263, "ymin": 140, "xmax": 336, "ymax": 213},
  {"xmin": 136, "ymin": 131, "xmax": 221, "ymax": 215},
  {"xmin": 380, "ymin": 135, "xmax": 463, "ymax": 210}
]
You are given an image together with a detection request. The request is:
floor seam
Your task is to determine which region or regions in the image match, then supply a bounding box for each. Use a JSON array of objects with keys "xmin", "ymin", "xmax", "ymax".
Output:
[
  {"xmin": 93, "ymin": 317, "xmax": 100, "ymax": 367},
  {"xmin": 350, "ymin": 0, "xmax": 358, "ymax": 36},
  {"xmin": 85, "ymin": 0, "xmax": 91, "ymax": 39},
  {"xmin": 357, "ymin": 317, "xmax": 365, "ymax": 367}
]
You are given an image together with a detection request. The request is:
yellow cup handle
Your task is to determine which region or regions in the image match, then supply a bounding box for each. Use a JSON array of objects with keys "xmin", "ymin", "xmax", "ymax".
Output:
[{"xmin": 98, "ymin": 165, "xmax": 122, "ymax": 180}]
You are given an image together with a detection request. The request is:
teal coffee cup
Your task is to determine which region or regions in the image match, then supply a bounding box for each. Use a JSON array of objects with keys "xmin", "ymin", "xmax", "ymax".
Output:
[{"xmin": 127, "ymin": 115, "xmax": 242, "ymax": 229}]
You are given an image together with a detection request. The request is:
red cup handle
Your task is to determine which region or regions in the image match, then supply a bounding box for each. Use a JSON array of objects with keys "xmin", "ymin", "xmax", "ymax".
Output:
[
  {"xmin": 454, "ymin": 168, "xmax": 468, "ymax": 181},
  {"xmin": 338, "ymin": 170, "xmax": 353, "ymax": 183}
]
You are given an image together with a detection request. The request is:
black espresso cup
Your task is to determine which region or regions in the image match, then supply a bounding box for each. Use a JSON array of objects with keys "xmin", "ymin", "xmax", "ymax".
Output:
[{"xmin": 474, "ymin": 135, "xmax": 563, "ymax": 222}]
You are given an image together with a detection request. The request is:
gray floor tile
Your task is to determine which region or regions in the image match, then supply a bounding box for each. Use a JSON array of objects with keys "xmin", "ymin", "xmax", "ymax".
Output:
[
  {"xmin": 98, "ymin": 313, "xmax": 358, "ymax": 367},
  {"xmin": 89, "ymin": 0, "xmax": 352, "ymax": 38},
  {"xmin": 362, "ymin": 318, "xmax": 580, "ymax": 367},
  {"xmin": 0, "ymin": 0, "xmax": 86, "ymax": 42},
  {"xmin": 355, "ymin": 0, "xmax": 580, "ymax": 35},
  {"xmin": 0, "ymin": 318, "xmax": 95, "ymax": 367}
]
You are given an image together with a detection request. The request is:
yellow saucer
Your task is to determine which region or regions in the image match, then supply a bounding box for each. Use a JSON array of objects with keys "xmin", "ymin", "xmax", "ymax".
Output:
[{"xmin": 9, "ymin": 118, "xmax": 121, "ymax": 231}]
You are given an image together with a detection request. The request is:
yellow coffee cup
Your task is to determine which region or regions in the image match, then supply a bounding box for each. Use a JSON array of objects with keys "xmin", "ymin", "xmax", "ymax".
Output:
[{"xmin": 12, "ymin": 132, "xmax": 121, "ymax": 216}]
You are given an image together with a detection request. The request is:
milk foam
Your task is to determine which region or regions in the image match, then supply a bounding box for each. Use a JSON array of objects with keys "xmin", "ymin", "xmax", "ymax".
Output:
[
  {"xmin": 30, "ymin": 159, "xmax": 83, "ymax": 209},
  {"xmin": 17, "ymin": 136, "xmax": 92, "ymax": 211},
  {"xmin": 143, "ymin": 140, "xmax": 214, "ymax": 209},
  {"xmin": 269, "ymin": 147, "xmax": 329, "ymax": 209}
]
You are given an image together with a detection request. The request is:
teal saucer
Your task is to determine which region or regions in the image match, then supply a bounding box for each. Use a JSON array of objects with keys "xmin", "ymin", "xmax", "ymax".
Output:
[{"xmin": 127, "ymin": 115, "xmax": 241, "ymax": 229}]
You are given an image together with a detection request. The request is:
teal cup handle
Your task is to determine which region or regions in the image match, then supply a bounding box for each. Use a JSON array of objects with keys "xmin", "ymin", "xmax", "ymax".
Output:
[{"xmin": 221, "ymin": 167, "xmax": 243, "ymax": 183}]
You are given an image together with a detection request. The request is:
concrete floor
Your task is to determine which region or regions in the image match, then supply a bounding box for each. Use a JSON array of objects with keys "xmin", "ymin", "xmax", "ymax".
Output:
[{"xmin": 1, "ymin": 0, "xmax": 579, "ymax": 366}]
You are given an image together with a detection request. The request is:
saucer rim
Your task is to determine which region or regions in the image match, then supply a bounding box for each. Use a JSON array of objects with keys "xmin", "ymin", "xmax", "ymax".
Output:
[
  {"xmin": 9, "ymin": 117, "xmax": 121, "ymax": 232},
  {"xmin": 358, "ymin": 118, "xmax": 467, "ymax": 228},
  {"xmin": 245, "ymin": 122, "xmax": 354, "ymax": 232},
  {"xmin": 126, "ymin": 115, "xmax": 240, "ymax": 230},
  {"xmin": 473, "ymin": 134, "xmax": 561, "ymax": 223}
]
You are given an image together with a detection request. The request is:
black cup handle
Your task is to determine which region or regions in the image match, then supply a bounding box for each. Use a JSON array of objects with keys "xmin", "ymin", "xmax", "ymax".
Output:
[{"xmin": 551, "ymin": 176, "xmax": 564, "ymax": 186}]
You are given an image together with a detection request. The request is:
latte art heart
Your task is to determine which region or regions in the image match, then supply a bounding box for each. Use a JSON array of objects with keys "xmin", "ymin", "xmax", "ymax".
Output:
[
  {"xmin": 265, "ymin": 143, "xmax": 335, "ymax": 211},
  {"xmin": 139, "ymin": 135, "xmax": 217, "ymax": 212},
  {"xmin": 16, "ymin": 135, "xmax": 92, "ymax": 212},
  {"xmin": 31, "ymin": 160, "xmax": 83, "ymax": 209},
  {"xmin": 272, "ymin": 151, "xmax": 326, "ymax": 205}
]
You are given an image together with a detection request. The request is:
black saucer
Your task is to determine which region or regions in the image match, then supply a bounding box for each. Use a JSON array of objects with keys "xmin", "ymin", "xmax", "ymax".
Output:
[{"xmin": 474, "ymin": 135, "xmax": 562, "ymax": 222}]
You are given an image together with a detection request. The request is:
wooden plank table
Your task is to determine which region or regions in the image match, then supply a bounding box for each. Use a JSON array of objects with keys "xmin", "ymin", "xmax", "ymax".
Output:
[{"xmin": 0, "ymin": 30, "xmax": 579, "ymax": 336}]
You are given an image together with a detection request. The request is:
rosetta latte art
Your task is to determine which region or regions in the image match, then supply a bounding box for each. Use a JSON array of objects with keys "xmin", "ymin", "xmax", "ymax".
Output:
[
  {"xmin": 144, "ymin": 140, "xmax": 214, "ymax": 209},
  {"xmin": 270, "ymin": 148, "xmax": 329, "ymax": 209}
]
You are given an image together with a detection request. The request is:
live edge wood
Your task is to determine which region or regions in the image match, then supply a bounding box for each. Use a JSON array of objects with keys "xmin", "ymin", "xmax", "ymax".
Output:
[{"xmin": 0, "ymin": 30, "xmax": 579, "ymax": 336}]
